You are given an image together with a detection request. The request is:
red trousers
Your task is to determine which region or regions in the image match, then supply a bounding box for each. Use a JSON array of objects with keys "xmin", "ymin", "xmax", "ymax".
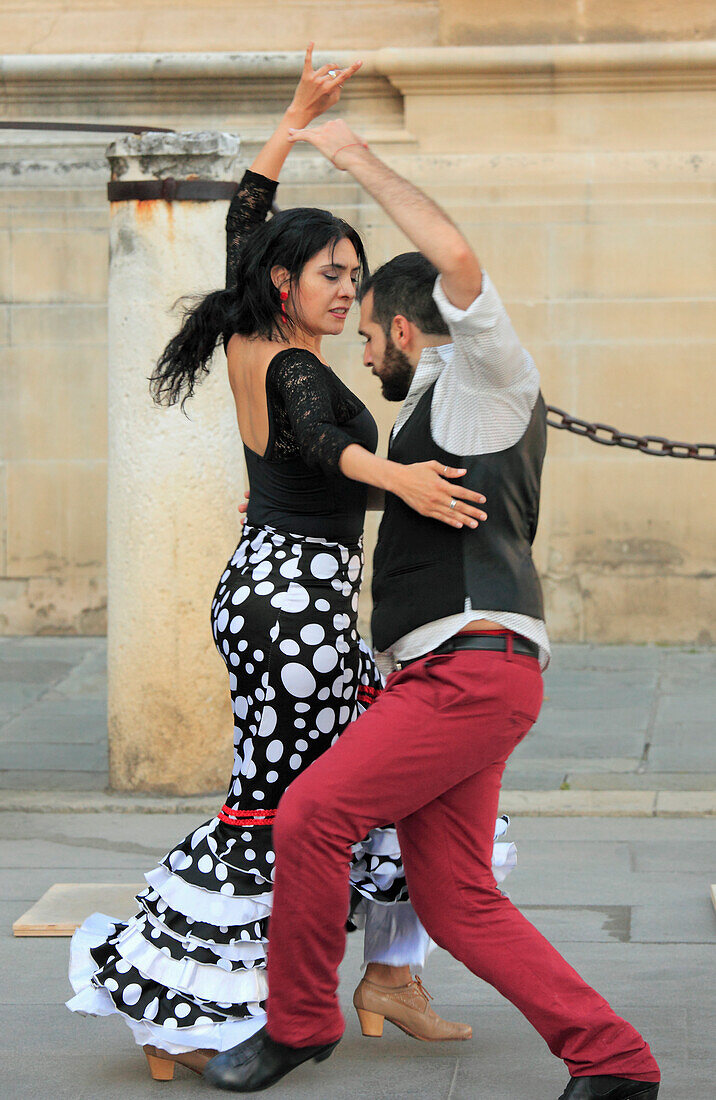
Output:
[{"xmin": 266, "ymin": 647, "xmax": 660, "ymax": 1082}]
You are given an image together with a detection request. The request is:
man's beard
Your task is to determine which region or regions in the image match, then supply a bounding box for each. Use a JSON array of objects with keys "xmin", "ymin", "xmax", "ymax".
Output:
[{"xmin": 378, "ymin": 337, "xmax": 413, "ymax": 401}]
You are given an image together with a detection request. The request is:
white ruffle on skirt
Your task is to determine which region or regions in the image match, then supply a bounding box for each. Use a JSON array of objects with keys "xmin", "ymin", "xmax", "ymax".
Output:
[{"xmin": 67, "ymin": 816, "xmax": 517, "ymax": 1053}]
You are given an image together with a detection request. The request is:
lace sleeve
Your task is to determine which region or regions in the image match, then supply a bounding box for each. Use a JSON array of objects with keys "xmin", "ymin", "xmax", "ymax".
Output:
[
  {"xmin": 225, "ymin": 169, "xmax": 278, "ymax": 289},
  {"xmin": 267, "ymin": 350, "xmax": 358, "ymax": 475}
]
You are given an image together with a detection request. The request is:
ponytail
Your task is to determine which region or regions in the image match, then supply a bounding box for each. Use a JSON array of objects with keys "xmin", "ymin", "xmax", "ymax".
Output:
[
  {"xmin": 149, "ymin": 288, "xmax": 236, "ymax": 411},
  {"xmin": 151, "ymin": 205, "xmax": 368, "ymax": 412}
]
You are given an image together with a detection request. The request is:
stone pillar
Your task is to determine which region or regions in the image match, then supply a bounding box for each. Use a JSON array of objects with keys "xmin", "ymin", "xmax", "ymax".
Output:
[{"xmin": 106, "ymin": 132, "xmax": 243, "ymax": 793}]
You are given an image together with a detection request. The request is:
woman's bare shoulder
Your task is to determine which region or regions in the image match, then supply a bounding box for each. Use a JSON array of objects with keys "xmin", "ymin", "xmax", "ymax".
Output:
[{"xmin": 227, "ymin": 334, "xmax": 282, "ymax": 372}]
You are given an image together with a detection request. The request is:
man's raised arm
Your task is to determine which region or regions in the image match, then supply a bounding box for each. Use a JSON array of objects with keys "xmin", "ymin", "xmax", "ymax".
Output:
[{"xmin": 288, "ymin": 119, "xmax": 482, "ymax": 309}]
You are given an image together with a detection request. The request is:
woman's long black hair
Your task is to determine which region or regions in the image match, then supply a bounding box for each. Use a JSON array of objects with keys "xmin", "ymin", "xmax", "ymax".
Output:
[{"xmin": 150, "ymin": 207, "xmax": 368, "ymax": 410}]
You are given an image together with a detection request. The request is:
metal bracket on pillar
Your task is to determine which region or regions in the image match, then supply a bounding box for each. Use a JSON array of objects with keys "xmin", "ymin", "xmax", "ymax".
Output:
[{"xmin": 108, "ymin": 178, "xmax": 239, "ymax": 202}]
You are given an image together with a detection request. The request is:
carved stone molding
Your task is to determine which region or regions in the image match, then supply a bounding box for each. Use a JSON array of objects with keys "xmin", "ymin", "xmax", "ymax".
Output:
[
  {"xmin": 378, "ymin": 42, "xmax": 716, "ymax": 95},
  {"xmin": 2, "ymin": 42, "xmax": 714, "ymax": 124}
]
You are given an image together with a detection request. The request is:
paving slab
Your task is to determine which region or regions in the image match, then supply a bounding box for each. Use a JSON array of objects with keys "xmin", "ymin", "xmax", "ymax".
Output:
[
  {"xmin": 0, "ymin": 770, "xmax": 109, "ymax": 792},
  {"xmin": 1, "ymin": 639, "xmax": 713, "ymax": 806},
  {"xmin": 0, "ymin": 699, "xmax": 108, "ymax": 744},
  {"xmin": 541, "ymin": 646, "xmax": 660, "ymax": 672},
  {"xmin": 0, "ymin": 739, "xmax": 107, "ymax": 771},
  {"xmin": 568, "ymin": 771, "xmax": 716, "ymax": 791},
  {"xmin": 0, "ymin": 659, "xmax": 79, "ymax": 685},
  {"xmin": 649, "ymin": 721, "xmax": 715, "ymax": 772},
  {"xmin": 630, "ymin": 896, "xmax": 716, "ymax": 944},
  {"xmin": 656, "ymin": 791, "xmax": 716, "ymax": 817}
]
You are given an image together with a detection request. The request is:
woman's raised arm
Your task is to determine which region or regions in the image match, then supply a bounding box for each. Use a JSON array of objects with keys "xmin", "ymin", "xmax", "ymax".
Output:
[
  {"xmin": 225, "ymin": 45, "xmax": 362, "ymax": 288},
  {"xmin": 251, "ymin": 43, "xmax": 362, "ymax": 182}
]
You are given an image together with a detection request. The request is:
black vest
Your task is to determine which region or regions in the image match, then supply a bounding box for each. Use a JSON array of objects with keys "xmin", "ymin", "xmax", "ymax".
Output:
[{"xmin": 371, "ymin": 384, "xmax": 547, "ymax": 652}]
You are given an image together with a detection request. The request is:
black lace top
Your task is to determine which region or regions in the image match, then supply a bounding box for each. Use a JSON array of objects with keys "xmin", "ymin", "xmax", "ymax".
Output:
[{"xmin": 225, "ymin": 170, "xmax": 378, "ymax": 542}]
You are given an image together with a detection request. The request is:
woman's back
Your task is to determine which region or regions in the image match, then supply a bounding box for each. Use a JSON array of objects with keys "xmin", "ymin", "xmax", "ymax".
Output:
[{"xmin": 227, "ymin": 335, "xmax": 377, "ymax": 543}]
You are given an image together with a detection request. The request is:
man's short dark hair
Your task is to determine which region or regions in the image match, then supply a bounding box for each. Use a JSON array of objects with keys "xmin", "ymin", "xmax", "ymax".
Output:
[{"xmin": 359, "ymin": 252, "xmax": 449, "ymax": 338}]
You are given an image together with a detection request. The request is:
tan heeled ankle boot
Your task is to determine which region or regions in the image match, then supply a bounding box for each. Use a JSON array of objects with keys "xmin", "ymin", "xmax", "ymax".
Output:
[
  {"xmin": 143, "ymin": 1044, "xmax": 218, "ymax": 1079},
  {"xmin": 353, "ymin": 975, "xmax": 472, "ymax": 1042}
]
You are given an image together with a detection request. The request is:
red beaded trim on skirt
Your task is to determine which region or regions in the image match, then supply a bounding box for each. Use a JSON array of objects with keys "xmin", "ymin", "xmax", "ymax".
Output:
[{"xmin": 217, "ymin": 804, "xmax": 277, "ymax": 826}]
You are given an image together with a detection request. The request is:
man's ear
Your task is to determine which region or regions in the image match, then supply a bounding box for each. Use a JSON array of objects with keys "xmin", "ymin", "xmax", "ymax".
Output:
[
  {"xmin": 270, "ymin": 265, "xmax": 290, "ymax": 292},
  {"xmin": 390, "ymin": 314, "xmax": 412, "ymax": 350}
]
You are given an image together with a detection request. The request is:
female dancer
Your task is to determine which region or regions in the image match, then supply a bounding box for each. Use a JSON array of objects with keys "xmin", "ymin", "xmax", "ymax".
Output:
[{"xmin": 67, "ymin": 46, "xmax": 507, "ymax": 1079}]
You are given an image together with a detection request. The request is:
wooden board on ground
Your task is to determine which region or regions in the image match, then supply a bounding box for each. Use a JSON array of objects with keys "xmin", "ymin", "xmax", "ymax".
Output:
[{"xmin": 12, "ymin": 882, "xmax": 144, "ymax": 937}]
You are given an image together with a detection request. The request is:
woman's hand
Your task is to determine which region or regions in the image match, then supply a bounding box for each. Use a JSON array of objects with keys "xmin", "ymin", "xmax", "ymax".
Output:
[
  {"xmin": 388, "ymin": 462, "xmax": 487, "ymax": 529},
  {"xmin": 238, "ymin": 490, "xmax": 250, "ymax": 529},
  {"xmin": 251, "ymin": 48, "xmax": 361, "ymax": 181},
  {"xmin": 288, "ymin": 44, "xmax": 363, "ymax": 126},
  {"xmin": 287, "ymin": 117, "xmax": 367, "ymax": 168}
]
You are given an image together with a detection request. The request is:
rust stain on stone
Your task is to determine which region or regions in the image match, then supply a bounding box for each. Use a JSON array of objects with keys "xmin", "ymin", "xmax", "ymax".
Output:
[
  {"xmin": 132, "ymin": 200, "xmax": 175, "ymax": 242},
  {"xmin": 134, "ymin": 200, "xmax": 155, "ymax": 224}
]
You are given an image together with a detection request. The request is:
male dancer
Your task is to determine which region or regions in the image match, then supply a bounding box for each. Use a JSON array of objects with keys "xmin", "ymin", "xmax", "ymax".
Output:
[{"xmin": 206, "ymin": 121, "xmax": 660, "ymax": 1098}]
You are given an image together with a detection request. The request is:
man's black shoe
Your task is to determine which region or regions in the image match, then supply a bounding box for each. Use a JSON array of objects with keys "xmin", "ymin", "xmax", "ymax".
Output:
[
  {"xmin": 558, "ymin": 1076, "xmax": 659, "ymax": 1099},
  {"xmin": 203, "ymin": 1026, "xmax": 340, "ymax": 1092}
]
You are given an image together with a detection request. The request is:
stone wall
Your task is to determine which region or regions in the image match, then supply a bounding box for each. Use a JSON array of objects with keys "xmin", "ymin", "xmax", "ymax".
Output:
[
  {"xmin": 1, "ymin": 1, "xmax": 713, "ymax": 53},
  {"xmin": 0, "ymin": 135, "xmax": 109, "ymax": 633},
  {"xmin": 1, "ymin": 40, "xmax": 715, "ymax": 649}
]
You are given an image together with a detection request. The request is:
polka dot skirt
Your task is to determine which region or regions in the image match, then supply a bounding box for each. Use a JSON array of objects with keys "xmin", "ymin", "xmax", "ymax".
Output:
[{"xmin": 67, "ymin": 525, "xmax": 409, "ymax": 1054}]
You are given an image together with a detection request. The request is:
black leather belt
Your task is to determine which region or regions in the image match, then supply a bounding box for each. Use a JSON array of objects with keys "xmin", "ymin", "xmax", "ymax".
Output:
[{"xmin": 396, "ymin": 633, "xmax": 540, "ymax": 670}]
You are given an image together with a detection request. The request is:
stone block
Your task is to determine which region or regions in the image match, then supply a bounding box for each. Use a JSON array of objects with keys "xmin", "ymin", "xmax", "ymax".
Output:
[
  {"xmin": 581, "ymin": 575, "xmax": 716, "ymax": 646},
  {"xmin": 548, "ymin": 297, "xmax": 715, "ymax": 344},
  {"xmin": 407, "ymin": 89, "xmax": 716, "ymax": 155},
  {"xmin": 0, "ymin": 230, "xmax": 10, "ymax": 300},
  {"xmin": 11, "ymin": 228, "xmax": 108, "ymax": 304},
  {"xmin": 548, "ymin": 220, "xmax": 716, "ymax": 299},
  {"xmin": 544, "ymin": 454, "xmax": 715, "ymax": 569},
  {"xmin": 9, "ymin": 303, "xmax": 107, "ymax": 346},
  {"xmin": 462, "ymin": 220, "xmax": 551, "ymax": 301},
  {"xmin": 574, "ymin": 342, "xmax": 716, "ymax": 442},
  {"xmin": 5, "ymin": 461, "xmax": 106, "ymax": 578},
  {"xmin": 505, "ymin": 300, "xmax": 551, "ymax": 343},
  {"xmin": 439, "ymin": 0, "xmax": 715, "ymax": 46},
  {"xmin": 7, "ymin": 206, "xmax": 108, "ymax": 232},
  {"xmin": 0, "ymin": 2, "xmax": 439, "ymax": 55},
  {"xmin": 0, "ymin": 574, "xmax": 107, "ymax": 635},
  {"xmin": 0, "ymin": 343, "xmax": 107, "ymax": 462}
]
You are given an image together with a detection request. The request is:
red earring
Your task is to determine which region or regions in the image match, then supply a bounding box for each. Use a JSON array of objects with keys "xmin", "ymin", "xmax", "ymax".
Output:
[{"xmin": 280, "ymin": 289, "xmax": 289, "ymax": 324}]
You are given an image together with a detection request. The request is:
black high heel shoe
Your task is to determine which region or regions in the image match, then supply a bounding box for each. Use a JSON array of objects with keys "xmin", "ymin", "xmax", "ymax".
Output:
[
  {"xmin": 203, "ymin": 1026, "xmax": 339, "ymax": 1092},
  {"xmin": 558, "ymin": 1076, "xmax": 659, "ymax": 1099}
]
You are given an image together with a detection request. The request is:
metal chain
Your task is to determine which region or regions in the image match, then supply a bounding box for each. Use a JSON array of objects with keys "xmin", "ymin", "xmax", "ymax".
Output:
[{"xmin": 546, "ymin": 406, "xmax": 716, "ymax": 461}]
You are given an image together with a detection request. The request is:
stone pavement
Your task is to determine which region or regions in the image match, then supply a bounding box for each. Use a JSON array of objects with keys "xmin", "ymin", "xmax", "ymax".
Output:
[
  {"xmin": 0, "ymin": 638, "xmax": 714, "ymax": 1097},
  {"xmin": 1, "ymin": 637, "xmax": 715, "ymax": 810},
  {"xmin": 2, "ymin": 812, "xmax": 714, "ymax": 1099}
]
